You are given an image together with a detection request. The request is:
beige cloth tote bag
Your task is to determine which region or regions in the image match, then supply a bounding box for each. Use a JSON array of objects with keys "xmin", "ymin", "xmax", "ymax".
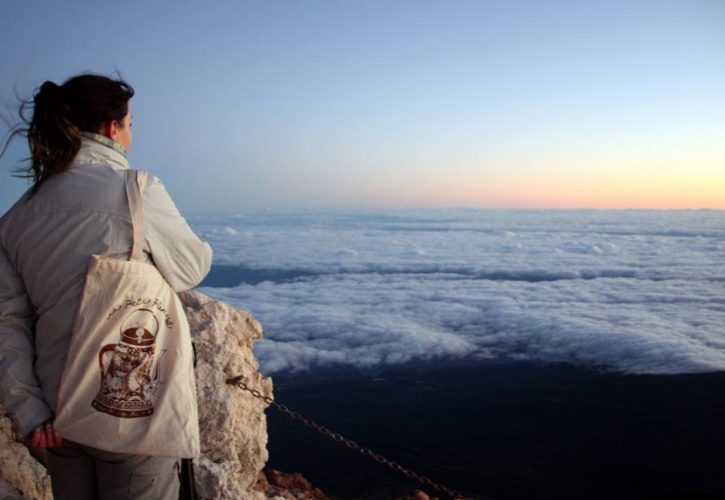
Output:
[{"xmin": 54, "ymin": 170, "xmax": 200, "ymax": 458}]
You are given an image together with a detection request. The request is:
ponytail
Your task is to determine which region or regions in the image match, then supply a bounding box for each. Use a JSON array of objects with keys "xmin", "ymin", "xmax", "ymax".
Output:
[
  {"xmin": 1, "ymin": 73, "xmax": 134, "ymax": 194},
  {"xmin": 27, "ymin": 81, "xmax": 82, "ymax": 189}
]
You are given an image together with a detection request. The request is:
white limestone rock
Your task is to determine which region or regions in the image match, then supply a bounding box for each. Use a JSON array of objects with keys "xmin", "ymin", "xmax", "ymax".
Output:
[
  {"xmin": 0, "ymin": 413, "xmax": 52, "ymax": 500},
  {"xmin": 180, "ymin": 290, "xmax": 273, "ymax": 500}
]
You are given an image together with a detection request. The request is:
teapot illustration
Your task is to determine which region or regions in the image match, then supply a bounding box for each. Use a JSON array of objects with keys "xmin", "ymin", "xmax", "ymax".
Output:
[{"xmin": 92, "ymin": 308, "xmax": 165, "ymax": 418}]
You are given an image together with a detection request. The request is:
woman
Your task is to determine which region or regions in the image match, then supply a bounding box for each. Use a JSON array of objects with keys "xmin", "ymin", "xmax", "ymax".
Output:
[{"xmin": 0, "ymin": 74, "xmax": 212, "ymax": 499}]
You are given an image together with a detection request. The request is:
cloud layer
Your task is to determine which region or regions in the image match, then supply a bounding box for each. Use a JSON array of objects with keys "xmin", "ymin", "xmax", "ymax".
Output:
[{"xmin": 192, "ymin": 209, "xmax": 725, "ymax": 375}]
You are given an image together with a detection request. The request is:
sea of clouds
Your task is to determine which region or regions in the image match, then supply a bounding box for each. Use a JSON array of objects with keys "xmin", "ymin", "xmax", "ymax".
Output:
[{"xmin": 190, "ymin": 209, "xmax": 725, "ymax": 375}]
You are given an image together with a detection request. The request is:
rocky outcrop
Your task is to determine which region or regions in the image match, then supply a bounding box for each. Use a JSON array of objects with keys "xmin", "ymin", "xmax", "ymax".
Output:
[
  {"xmin": 0, "ymin": 292, "xmax": 278, "ymax": 500},
  {"xmin": 257, "ymin": 469, "xmax": 328, "ymax": 500},
  {"xmin": 180, "ymin": 290, "xmax": 273, "ymax": 499},
  {"xmin": 0, "ymin": 416, "xmax": 52, "ymax": 500}
]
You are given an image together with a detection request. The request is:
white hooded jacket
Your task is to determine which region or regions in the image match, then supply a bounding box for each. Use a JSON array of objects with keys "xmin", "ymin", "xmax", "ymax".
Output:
[{"xmin": 0, "ymin": 136, "xmax": 212, "ymax": 435}]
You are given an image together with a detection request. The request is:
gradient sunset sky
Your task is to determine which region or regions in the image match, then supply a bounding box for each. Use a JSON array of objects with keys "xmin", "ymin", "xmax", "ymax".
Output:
[{"xmin": 1, "ymin": 1, "xmax": 723, "ymax": 213}]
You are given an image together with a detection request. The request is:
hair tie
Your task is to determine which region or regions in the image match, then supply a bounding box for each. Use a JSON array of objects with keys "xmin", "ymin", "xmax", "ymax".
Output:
[
  {"xmin": 34, "ymin": 81, "xmax": 71, "ymax": 124},
  {"xmin": 35, "ymin": 81, "xmax": 64, "ymax": 106}
]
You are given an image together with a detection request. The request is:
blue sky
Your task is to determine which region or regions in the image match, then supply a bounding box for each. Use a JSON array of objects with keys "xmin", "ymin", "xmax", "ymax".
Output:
[{"xmin": 1, "ymin": 1, "xmax": 723, "ymax": 213}]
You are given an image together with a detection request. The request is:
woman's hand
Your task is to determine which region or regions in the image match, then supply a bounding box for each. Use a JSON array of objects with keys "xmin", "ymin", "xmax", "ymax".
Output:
[{"xmin": 24, "ymin": 420, "xmax": 63, "ymax": 448}]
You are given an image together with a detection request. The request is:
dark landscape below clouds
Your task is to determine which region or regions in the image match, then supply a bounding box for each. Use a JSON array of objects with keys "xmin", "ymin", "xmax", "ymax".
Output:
[{"xmin": 265, "ymin": 362, "xmax": 725, "ymax": 500}]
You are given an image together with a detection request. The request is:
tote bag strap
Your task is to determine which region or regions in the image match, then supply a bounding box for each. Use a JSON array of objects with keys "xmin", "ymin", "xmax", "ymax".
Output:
[{"xmin": 125, "ymin": 170, "xmax": 149, "ymax": 261}]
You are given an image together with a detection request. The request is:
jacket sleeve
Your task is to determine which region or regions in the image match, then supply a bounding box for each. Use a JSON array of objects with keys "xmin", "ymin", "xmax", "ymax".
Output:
[
  {"xmin": 142, "ymin": 174, "xmax": 213, "ymax": 292},
  {"xmin": 0, "ymin": 244, "xmax": 52, "ymax": 436}
]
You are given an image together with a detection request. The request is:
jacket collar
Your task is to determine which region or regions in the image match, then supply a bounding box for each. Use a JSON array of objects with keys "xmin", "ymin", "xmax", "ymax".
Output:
[{"xmin": 73, "ymin": 134, "xmax": 129, "ymax": 171}]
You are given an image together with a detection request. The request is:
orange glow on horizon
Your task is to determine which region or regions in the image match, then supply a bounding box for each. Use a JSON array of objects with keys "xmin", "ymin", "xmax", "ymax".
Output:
[{"xmin": 345, "ymin": 160, "xmax": 725, "ymax": 210}]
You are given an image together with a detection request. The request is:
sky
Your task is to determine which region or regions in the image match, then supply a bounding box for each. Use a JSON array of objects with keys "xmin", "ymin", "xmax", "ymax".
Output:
[{"xmin": 1, "ymin": 0, "xmax": 723, "ymax": 214}]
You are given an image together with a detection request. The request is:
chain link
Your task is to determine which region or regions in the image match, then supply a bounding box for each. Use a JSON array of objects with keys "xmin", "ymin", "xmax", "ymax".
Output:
[{"xmin": 227, "ymin": 375, "xmax": 488, "ymax": 500}]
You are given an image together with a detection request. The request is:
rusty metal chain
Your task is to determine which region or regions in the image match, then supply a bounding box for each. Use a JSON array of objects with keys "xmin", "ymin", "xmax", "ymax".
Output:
[{"xmin": 227, "ymin": 375, "xmax": 484, "ymax": 500}]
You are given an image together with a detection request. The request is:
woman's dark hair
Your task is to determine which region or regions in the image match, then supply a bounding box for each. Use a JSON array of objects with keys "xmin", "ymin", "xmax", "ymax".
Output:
[{"xmin": 2, "ymin": 73, "xmax": 134, "ymax": 192}]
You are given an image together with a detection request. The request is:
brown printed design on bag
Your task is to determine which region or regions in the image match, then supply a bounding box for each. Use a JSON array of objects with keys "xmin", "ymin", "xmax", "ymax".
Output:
[
  {"xmin": 92, "ymin": 307, "xmax": 167, "ymax": 418},
  {"xmin": 106, "ymin": 297, "xmax": 174, "ymax": 328}
]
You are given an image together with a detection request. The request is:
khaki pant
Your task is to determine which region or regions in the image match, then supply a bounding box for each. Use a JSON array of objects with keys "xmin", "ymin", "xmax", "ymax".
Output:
[{"xmin": 46, "ymin": 441, "xmax": 179, "ymax": 500}]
